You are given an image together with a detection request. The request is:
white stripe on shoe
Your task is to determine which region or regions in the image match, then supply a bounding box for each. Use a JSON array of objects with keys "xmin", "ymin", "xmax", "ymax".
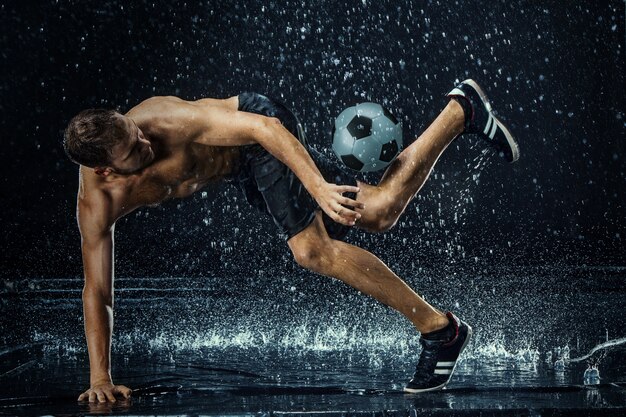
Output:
[
  {"xmin": 436, "ymin": 361, "xmax": 456, "ymax": 367},
  {"xmin": 483, "ymin": 114, "xmax": 493, "ymax": 135},
  {"xmin": 448, "ymin": 87, "xmax": 465, "ymax": 96},
  {"xmin": 463, "ymin": 79, "xmax": 492, "ymax": 112},
  {"xmin": 488, "ymin": 117, "xmax": 499, "ymax": 139},
  {"xmin": 495, "ymin": 119, "xmax": 520, "ymax": 162},
  {"xmin": 434, "ymin": 369, "xmax": 453, "ymax": 375}
]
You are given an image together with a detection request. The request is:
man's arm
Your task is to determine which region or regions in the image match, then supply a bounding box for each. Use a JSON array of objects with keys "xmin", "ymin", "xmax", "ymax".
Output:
[
  {"xmin": 129, "ymin": 96, "xmax": 363, "ymax": 225},
  {"xmin": 76, "ymin": 185, "xmax": 131, "ymax": 403},
  {"xmin": 187, "ymin": 101, "xmax": 365, "ymax": 226}
]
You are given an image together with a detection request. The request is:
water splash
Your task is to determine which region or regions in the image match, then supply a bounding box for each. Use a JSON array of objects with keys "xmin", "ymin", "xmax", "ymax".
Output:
[
  {"xmin": 570, "ymin": 337, "xmax": 626, "ymax": 363},
  {"xmin": 583, "ymin": 365, "xmax": 601, "ymax": 385}
]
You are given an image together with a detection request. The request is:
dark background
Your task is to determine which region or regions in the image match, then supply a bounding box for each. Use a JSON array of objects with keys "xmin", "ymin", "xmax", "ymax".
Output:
[{"xmin": 1, "ymin": 0, "xmax": 624, "ymax": 280}]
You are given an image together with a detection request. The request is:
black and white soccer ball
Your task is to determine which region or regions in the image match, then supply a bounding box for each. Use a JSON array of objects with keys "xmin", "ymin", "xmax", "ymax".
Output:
[{"xmin": 332, "ymin": 102, "xmax": 403, "ymax": 172}]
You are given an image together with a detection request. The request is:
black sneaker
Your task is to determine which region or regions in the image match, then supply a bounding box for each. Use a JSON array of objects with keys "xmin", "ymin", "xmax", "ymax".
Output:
[
  {"xmin": 447, "ymin": 79, "xmax": 520, "ymax": 163},
  {"xmin": 404, "ymin": 312, "xmax": 472, "ymax": 393}
]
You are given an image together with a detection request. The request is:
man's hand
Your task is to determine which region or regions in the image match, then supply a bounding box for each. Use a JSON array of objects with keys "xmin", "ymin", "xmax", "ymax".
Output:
[
  {"xmin": 77, "ymin": 382, "xmax": 132, "ymax": 403},
  {"xmin": 314, "ymin": 183, "xmax": 365, "ymax": 226}
]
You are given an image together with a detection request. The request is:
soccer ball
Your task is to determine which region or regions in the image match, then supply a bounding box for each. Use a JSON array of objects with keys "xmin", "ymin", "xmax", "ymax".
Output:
[{"xmin": 332, "ymin": 102, "xmax": 403, "ymax": 172}]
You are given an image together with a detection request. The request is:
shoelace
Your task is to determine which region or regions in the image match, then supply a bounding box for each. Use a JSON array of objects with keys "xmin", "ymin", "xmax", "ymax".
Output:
[{"xmin": 412, "ymin": 338, "xmax": 444, "ymax": 380}]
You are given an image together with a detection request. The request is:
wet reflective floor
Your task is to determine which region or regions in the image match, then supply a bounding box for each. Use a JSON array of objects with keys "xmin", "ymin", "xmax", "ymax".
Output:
[
  {"xmin": 1, "ymin": 348, "xmax": 625, "ymax": 415},
  {"xmin": 1, "ymin": 266, "xmax": 625, "ymax": 415}
]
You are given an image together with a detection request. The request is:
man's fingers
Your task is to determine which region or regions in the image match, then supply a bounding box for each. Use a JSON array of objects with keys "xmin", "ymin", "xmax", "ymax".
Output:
[
  {"xmin": 334, "ymin": 213, "xmax": 352, "ymax": 226},
  {"xmin": 104, "ymin": 390, "xmax": 117, "ymax": 403},
  {"xmin": 332, "ymin": 184, "xmax": 365, "ymax": 209},
  {"xmin": 96, "ymin": 389, "xmax": 106, "ymax": 403},
  {"xmin": 339, "ymin": 196, "xmax": 365, "ymax": 210},
  {"xmin": 337, "ymin": 185, "xmax": 361, "ymax": 194},
  {"xmin": 323, "ymin": 200, "xmax": 359, "ymax": 226},
  {"xmin": 326, "ymin": 206, "xmax": 349, "ymax": 225},
  {"xmin": 330, "ymin": 203, "xmax": 359, "ymax": 225},
  {"xmin": 116, "ymin": 385, "xmax": 132, "ymax": 399},
  {"xmin": 79, "ymin": 385, "xmax": 130, "ymax": 403},
  {"xmin": 332, "ymin": 202, "xmax": 360, "ymax": 219}
]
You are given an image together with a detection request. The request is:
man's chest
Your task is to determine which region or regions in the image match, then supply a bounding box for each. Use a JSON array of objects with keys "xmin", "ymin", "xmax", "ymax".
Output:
[{"xmin": 127, "ymin": 145, "xmax": 241, "ymax": 206}]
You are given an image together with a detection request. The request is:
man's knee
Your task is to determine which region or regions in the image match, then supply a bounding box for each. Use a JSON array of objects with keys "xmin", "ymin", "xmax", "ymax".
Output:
[
  {"xmin": 357, "ymin": 185, "xmax": 402, "ymax": 233},
  {"xmin": 291, "ymin": 242, "xmax": 325, "ymax": 271},
  {"xmin": 373, "ymin": 215, "xmax": 398, "ymax": 233},
  {"xmin": 289, "ymin": 229, "xmax": 336, "ymax": 273},
  {"xmin": 362, "ymin": 205, "xmax": 400, "ymax": 233}
]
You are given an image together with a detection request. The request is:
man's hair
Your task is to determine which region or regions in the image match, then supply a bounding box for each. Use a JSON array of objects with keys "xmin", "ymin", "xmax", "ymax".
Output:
[{"xmin": 63, "ymin": 109, "xmax": 127, "ymax": 167}]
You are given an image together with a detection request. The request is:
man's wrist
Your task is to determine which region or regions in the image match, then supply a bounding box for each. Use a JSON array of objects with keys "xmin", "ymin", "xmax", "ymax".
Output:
[
  {"xmin": 90, "ymin": 373, "xmax": 113, "ymax": 386},
  {"xmin": 309, "ymin": 178, "xmax": 326, "ymax": 200}
]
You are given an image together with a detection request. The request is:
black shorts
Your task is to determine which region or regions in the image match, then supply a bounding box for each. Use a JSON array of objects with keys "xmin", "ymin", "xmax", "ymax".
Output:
[{"xmin": 233, "ymin": 92, "xmax": 358, "ymax": 241}]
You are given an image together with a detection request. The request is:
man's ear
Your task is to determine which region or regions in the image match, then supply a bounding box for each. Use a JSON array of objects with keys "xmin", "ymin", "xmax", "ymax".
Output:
[{"xmin": 93, "ymin": 167, "xmax": 113, "ymax": 177}]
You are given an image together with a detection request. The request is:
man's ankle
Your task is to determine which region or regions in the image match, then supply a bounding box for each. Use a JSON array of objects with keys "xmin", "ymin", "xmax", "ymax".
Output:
[
  {"xmin": 449, "ymin": 96, "xmax": 472, "ymax": 131},
  {"xmin": 420, "ymin": 314, "xmax": 451, "ymax": 335}
]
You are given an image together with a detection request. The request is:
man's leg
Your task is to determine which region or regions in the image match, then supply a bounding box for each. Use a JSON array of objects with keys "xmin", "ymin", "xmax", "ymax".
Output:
[
  {"xmin": 354, "ymin": 78, "xmax": 520, "ymax": 233},
  {"xmin": 291, "ymin": 81, "xmax": 516, "ymax": 393},
  {"xmin": 354, "ymin": 99, "xmax": 464, "ymax": 232},
  {"xmin": 289, "ymin": 212, "xmax": 472, "ymax": 393},
  {"xmin": 288, "ymin": 212, "xmax": 449, "ymax": 333}
]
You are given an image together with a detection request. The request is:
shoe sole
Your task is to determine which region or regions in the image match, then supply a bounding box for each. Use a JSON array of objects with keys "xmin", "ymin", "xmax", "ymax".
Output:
[
  {"xmin": 403, "ymin": 325, "xmax": 473, "ymax": 393},
  {"xmin": 462, "ymin": 79, "xmax": 520, "ymax": 163}
]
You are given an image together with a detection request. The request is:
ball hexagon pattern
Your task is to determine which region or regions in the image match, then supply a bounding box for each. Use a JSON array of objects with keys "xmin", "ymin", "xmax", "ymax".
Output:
[{"xmin": 332, "ymin": 102, "xmax": 402, "ymax": 172}]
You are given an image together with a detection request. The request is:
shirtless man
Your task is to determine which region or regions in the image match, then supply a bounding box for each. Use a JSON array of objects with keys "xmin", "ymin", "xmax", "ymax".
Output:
[{"xmin": 64, "ymin": 79, "xmax": 519, "ymax": 403}]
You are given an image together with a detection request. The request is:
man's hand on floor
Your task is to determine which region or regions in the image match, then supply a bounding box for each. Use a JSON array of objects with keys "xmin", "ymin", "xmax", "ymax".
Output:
[{"xmin": 78, "ymin": 381, "xmax": 132, "ymax": 403}]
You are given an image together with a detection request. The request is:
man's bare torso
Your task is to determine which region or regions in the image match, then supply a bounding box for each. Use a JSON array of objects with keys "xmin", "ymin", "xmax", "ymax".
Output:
[{"xmin": 78, "ymin": 96, "xmax": 243, "ymax": 221}]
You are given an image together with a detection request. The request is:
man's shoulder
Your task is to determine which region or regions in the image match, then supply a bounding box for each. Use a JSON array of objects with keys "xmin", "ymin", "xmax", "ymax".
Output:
[
  {"xmin": 128, "ymin": 95, "xmax": 238, "ymax": 116},
  {"xmin": 123, "ymin": 94, "xmax": 240, "ymax": 145},
  {"xmin": 120, "ymin": 97, "xmax": 188, "ymax": 146},
  {"xmin": 126, "ymin": 96, "xmax": 186, "ymax": 119},
  {"xmin": 77, "ymin": 166, "xmax": 130, "ymax": 224}
]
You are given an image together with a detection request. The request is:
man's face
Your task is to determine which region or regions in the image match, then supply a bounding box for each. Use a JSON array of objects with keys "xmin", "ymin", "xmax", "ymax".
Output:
[{"xmin": 108, "ymin": 115, "xmax": 155, "ymax": 175}]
